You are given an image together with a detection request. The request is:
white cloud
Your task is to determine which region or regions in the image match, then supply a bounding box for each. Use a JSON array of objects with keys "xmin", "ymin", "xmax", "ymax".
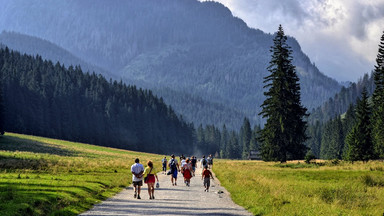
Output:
[{"xmin": 201, "ymin": 0, "xmax": 384, "ymax": 82}]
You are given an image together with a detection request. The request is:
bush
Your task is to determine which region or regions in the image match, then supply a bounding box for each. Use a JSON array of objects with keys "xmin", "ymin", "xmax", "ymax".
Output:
[{"xmin": 304, "ymin": 151, "xmax": 316, "ymax": 164}]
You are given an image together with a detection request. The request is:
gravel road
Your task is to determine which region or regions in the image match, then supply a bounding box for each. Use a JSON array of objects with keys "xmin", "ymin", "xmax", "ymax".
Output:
[{"xmin": 80, "ymin": 165, "xmax": 253, "ymax": 216}]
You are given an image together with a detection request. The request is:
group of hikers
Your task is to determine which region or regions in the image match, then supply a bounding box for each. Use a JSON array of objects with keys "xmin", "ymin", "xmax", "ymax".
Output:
[{"xmin": 130, "ymin": 154, "xmax": 214, "ymax": 199}]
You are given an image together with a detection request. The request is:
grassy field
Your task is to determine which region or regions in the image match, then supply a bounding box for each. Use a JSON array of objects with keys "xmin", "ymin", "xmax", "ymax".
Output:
[
  {"xmin": 214, "ymin": 159, "xmax": 384, "ymax": 216},
  {"xmin": 0, "ymin": 133, "xmax": 163, "ymax": 216}
]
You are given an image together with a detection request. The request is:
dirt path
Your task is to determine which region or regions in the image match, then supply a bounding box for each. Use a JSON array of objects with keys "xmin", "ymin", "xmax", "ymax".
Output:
[{"xmin": 80, "ymin": 164, "xmax": 252, "ymax": 216}]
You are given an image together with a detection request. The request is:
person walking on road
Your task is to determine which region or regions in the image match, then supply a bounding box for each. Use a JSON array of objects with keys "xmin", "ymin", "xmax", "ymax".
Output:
[
  {"xmin": 207, "ymin": 154, "xmax": 213, "ymax": 169},
  {"xmin": 200, "ymin": 155, "xmax": 207, "ymax": 168},
  {"xmin": 162, "ymin": 157, "xmax": 167, "ymax": 174},
  {"xmin": 182, "ymin": 158, "xmax": 193, "ymax": 186},
  {"xmin": 202, "ymin": 165, "xmax": 214, "ymax": 192},
  {"xmin": 169, "ymin": 154, "xmax": 180, "ymax": 186},
  {"xmin": 143, "ymin": 160, "xmax": 159, "ymax": 199},
  {"xmin": 131, "ymin": 158, "xmax": 144, "ymax": 199},
  {"xmin": 191, "ymin": 156, "xmax": 197, "ymax": 176}
]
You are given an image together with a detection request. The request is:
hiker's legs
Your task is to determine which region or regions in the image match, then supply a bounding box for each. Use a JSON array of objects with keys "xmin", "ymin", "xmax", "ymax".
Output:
[
  {"xmin": 147, "ymin": 184, "xmax": 151, "ymax": 198},
  {"xmin": 150, "ymin": 183, "xmax": 155, "ymax": 197}
]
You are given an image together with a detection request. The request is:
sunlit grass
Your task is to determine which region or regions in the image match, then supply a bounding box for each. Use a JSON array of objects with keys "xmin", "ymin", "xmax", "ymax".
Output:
[
  {"xmin": 214, "ymin": 159, "xmax": 384, "ymax": 216},
  {"xmin": 0, "ymin": 133, "xmax": 163, "ymax": 216}
]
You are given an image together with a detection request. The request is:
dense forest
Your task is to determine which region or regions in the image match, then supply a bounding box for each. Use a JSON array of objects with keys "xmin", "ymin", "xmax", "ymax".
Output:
[
  {"xmin": 306, "ymin": 31, "xmax": 384, "ymax": 161},
  {"xmin": 0, "ymin": 0, "xmax": 342, "ymax": 129},
  {"xmin": 0, "ymin": 47, "xmax": 195, "ymax": 154}
]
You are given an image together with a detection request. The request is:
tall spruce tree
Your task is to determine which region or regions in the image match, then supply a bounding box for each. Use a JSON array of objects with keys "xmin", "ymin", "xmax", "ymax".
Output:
[
  {"xmin": 345, "ymin": 88, "xmax": 374, "ymax": 161},
  {"xmin": 259, "ymin": 25, "xmax": 308, "ymax": 162},
  {"xmin": 241, "ymin": 117, "xmax": 252, "ymax": 159},
  {"xmin": 372, "ymin": 30, "xmax": 384, "ymax": 158}
]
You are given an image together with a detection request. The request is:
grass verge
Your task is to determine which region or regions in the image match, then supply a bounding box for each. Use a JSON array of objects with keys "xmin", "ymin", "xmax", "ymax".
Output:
[
  {"xmin": 0, "ymin": 133, "xmax": 163, "ymax": 216},
  {"xmin": 214, "ymin": 160, "xmax": 384, "ymax": 216}
]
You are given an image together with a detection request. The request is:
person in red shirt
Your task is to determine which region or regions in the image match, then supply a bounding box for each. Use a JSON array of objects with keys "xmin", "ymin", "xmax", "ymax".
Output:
[{"xmin": 201, "ymin": 165, "xmax": 214, "ymax": 192}]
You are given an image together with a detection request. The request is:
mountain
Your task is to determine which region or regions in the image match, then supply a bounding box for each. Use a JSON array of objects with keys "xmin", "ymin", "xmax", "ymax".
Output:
[
  {"xmin": 309, "ymin": 73, "xmax": 375, "ymax": 124},
  {"xmin": 0, "ymin": 0, "xmax": 342, "ymax": 128},
  {"xmin": 0, "ymin": 47, "xmax": 195, "ymax": 154},
  {"xmin": 0, "ymin": 31, "xmax": 112, "ymax": 77}
]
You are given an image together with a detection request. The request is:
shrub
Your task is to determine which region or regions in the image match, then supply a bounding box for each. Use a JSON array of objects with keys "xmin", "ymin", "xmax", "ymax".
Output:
[{"xmin": 304, "ymin": 151, "xmax": 316, "ymax": 164}]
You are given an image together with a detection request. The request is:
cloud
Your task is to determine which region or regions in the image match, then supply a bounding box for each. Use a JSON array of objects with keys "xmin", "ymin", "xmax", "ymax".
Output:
[{"xmin": 201, "ymin": 0, "xmax": 384, "ymax": 82}]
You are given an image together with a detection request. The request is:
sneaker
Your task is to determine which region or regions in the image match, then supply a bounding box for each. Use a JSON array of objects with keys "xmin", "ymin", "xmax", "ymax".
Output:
[
  {"xmin": 172, "ymin": 183, "xmax": 174, "ymax": 186},
  {"xmin": 137, "ymin": 195, "xmax": 141, "ymax": 199},
  {"xmin": 175, "ymin": 182, "xmax": 177, "ymax": 186},
  {"xmin": 149, "ymin": 196, "xmax": 153, "ymax": 200},
  {"xmin": 204, "ymin": 189, "xmax": 206, "ymax": 192},
  {"xmin": 134, "ymin": 193, "xmax": 137, "ymax": 198},
  {"xmin": 152, "ymin": 196, "xmax": 155, "ymax": 199}
]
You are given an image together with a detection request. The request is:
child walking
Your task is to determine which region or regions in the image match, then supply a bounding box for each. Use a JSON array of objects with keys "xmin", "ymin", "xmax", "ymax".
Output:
[{"xmin": 201, "ymin": 165, "xmax": 214, "ymax": 192}]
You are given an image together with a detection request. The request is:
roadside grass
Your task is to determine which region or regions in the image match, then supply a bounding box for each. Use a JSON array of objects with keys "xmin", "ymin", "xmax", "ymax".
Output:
[
  {"xmin": 0, "ymin": 133, "xmax": 163, "ymax": 216},
  {"xmin": 214, "ymin": 160, "xmax": 384, "ymax": 216}
]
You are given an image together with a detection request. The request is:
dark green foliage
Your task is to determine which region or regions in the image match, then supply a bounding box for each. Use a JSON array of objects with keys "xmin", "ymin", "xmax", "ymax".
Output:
[
  {"xmin": 241, "ymin": 118, "xmax": 252, "ymax": 159},
  {"xmin": 372, "ymin": 31, "xmax": 384, "ymax": 159},
  {"xmin": 259, "ymin": 25, "xmax": 308, "ymax": 162},
  {"xmin": 0, "ymin": 48, "xmax": 194, "ymax": 154},
  {"xmin": 304, "ymin": 151, "xmax": 316, "ymax": 164},
  {"xmin": 320, "ymin": 117, "xmax": 344, "ymax": 160},
  {"xmin": 249, "ymin": 125, "xmax": 261, "ymax": 152},
  {"xmin": 306, "ymin": 120, "xmax": 322, "ymax": 158},
  {"xmin": 0, "ymin": 65, "xmax": 4, "ymax": 135},
  {"xmin": 309, "ymin": 73, "xmax": 375, "ymax": 125},
  {"xmin": 345, "ymin": 88, "xmax": 374, "ymax": 161}
]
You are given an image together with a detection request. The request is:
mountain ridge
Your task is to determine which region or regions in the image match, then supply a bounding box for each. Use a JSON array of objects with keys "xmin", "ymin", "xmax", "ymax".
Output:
[{"xmin": 0, "ymin": 0, "xmax": 342, "ymax": 128}]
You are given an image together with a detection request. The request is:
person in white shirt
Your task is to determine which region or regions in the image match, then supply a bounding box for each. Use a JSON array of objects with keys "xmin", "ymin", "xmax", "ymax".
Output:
[{"xmin": 131, "ymin": 158, "xmax": 144, "ymax": 199}]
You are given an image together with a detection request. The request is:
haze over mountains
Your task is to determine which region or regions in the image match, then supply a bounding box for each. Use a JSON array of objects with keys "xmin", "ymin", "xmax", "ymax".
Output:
[{"xmin": 0, "ymin": 0, "xmax": 342, "ymax": 129}]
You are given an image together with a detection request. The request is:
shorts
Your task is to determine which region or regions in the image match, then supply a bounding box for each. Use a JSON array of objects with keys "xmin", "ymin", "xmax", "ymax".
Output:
[
  {"xmin": 172, "ymin": 169, "xmax": 178, "ymax": 178},
  {"xmin": 204, "ymin": 178, "xmax": 210, "ymax": 187},
  {"xmin": 192, "ymin": 166, "xmax": 196, "ymax": 172},
  {"xmin": 133, "ymin": 180, "xmax": 143, "ymax": 187}
]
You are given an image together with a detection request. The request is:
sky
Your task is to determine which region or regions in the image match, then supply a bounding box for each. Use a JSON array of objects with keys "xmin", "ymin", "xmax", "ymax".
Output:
[{"xmin": 201, "ymin": 0, "xmax": 384, "ymax": 82}]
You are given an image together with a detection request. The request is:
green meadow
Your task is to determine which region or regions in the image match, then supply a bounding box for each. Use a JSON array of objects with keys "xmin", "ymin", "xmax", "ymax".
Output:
[
  {"xmin": 0, "ymin": 133, "xmax": 163, "ymax": 216},
  {"xmin": 214, "ymin": 160, "xmax": 384, "ymax": 216}
]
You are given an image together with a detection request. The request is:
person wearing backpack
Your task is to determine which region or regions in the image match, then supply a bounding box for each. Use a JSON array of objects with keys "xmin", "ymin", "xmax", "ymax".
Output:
[
  {"xmin": 202, "ymin": 165, "xmax": 214, "ymax": 192},
  {"xmin": 168, "ymin": 154, "xmax": 180, "ymax": 186},
  {"xmin": 191, "ymin": 156, "xmax": 197, "ymax": 176},
  {"xmin": 161, "ymin": 156, "xmax": 167, "ymax": 174},
  {"xmin": 143, "ymin": 160, "xmax": 159, "ymax": 199},
  {"xmin": 200, "ymin": 155, "xmax": 207, "ymax": 168},
  {"xmin": 207, "ymin": 154, "xmax": 213, "ymax": 169}
]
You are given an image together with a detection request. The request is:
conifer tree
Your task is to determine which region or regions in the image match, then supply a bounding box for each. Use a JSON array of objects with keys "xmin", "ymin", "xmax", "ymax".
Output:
[
  {"xmin": 345, "ymin": 88, "xmax": 374, "ymax": 161},
  {"xmin": 220, "ymin": 124, "xmax": 229, "ymax": 158},
  {"xmin": 259, "ymin": 25, "xmax": 308, "ymax": 162},
  {"xmin": 249, "ymin": 125, "xmax": 261, "ymax": 152},
  {"xmin": 372, "ymin": 30, "xmax": 384, "ymax": 158},
  {"xmin": 241, "ymin": 117, "xmax": 252, "ymax": 159},
  {"xmin": 0, "ymin": 71, "xmax": 4, "ymax": 135}
]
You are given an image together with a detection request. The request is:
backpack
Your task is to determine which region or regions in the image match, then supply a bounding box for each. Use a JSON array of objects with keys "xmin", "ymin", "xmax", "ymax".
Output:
[
  {"xmin": 202, "ymin": 159, "xmax": 207, "ymax": 166},
  {"xmin": 170, "ymin": 159, "xmax": 177, "ymax": 169}
]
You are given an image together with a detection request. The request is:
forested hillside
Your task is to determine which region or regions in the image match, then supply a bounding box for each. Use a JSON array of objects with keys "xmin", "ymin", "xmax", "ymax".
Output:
[
  {"xmin": 0, "ymin": 47, "xmax": 194, "ymax": 154},
  {"xmin": 309, "ymin": 73, "xmax": 375, "ymax": 124},
  {"xmin": 0, "ymin": 31, "xmax": 110, "ymax": 77},
  {"xmin": 0, "ymin": 0, "xmax": 341, "ymax": 129}
]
